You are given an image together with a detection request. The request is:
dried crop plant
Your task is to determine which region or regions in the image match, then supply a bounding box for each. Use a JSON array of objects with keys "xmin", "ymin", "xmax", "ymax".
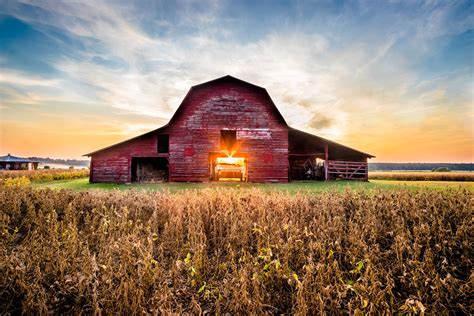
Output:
[
  {"xmin": 369, "ymin": 172, "xmax": 474, "ymax": 181},
  {"xmin": 0, "ymin": 187, "xmax": 472, "ymax": 314},
  {"xmin": 0, "ymin": 169, "xmax": 89, "ymax": 182}
]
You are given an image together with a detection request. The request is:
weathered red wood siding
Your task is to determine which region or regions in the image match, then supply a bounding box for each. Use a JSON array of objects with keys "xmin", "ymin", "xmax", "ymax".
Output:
[
  {"xmin": 90, "ymin": 78, "xmax": 289, "ymax": 183},
  {"xmin": 167, "ymin": 80, "xmax": 288, "ymax": 182},
  {"xmin": 89, "ymin": 133, "xmax": 168, "ymax": 183}
]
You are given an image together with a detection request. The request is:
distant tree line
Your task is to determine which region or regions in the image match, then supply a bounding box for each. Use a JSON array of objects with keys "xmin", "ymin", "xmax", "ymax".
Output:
[
  {"xmin": 369, "ymin": 163, "xmax": 473, "ymax": 171},
  {"xmin": 29, "ymin": 157, "xmax": 90, "ymax": 167}
]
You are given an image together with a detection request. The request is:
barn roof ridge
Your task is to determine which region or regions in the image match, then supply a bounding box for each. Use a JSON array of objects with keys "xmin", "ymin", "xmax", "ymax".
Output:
[
  {"xmin": 191, "ymin": 75, "xmax": 267, "ymax": 90},
  {"xmin": 163, "ymin": 75, "xmax": 288, "ymax": 130}
]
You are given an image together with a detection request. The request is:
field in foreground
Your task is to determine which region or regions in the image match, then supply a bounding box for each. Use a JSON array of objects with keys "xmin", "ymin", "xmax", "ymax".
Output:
[
  {"xmin": 369, "ymin": 171, "xmax": 474, "ymax": 181},
  {"xmin": 1, "ymin": 187, "xmax": 472, "ymax": 314}
]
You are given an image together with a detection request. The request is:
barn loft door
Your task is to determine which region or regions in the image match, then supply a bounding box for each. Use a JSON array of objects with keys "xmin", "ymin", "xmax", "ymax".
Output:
[
  {"xmin": 220, "ymin": 130, "xmax": 236, "ymax": 153},
  {"xmin": 157, "ymin": 134, "xmax": 169, "ymax": 153}
]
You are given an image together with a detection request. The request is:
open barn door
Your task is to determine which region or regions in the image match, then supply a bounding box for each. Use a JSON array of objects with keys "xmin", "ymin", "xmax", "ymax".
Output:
[
  {"xmin": 131, "ymin": 157, "xmax": 168, "ymax": 183},
  {"xmin": 209, "ymin": 129, "xmax": 248, "ymax": 181},
  {"xmin": 209, "ymin": 153, "xmax": 247, "ymax": 181}
]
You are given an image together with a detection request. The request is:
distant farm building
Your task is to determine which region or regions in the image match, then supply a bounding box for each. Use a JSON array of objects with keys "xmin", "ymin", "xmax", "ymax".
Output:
[
  {"xmin": 85, "ymin": 76, "xmax": 374, "ymax": 183},
  {"xmin": 0, "ymin": 154, "xmax": 39, "ymax": 170}
]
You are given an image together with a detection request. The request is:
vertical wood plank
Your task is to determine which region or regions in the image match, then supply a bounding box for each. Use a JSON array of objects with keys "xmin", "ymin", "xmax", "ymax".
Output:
[{"xmin": 365, "ymin": 158, "xmax": 369, "ymax": 181}]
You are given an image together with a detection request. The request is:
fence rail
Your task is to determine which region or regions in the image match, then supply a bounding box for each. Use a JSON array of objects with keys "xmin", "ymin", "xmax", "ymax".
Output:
[{"xmin": 327, "ymin": 160, "xmax": 368, "ymax": 180}]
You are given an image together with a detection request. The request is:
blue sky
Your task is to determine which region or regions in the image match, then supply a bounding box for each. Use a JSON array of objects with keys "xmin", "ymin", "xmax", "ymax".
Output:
[{"xmin": 0, "ymin": 0, "xmax": 472, "ymax": 161}]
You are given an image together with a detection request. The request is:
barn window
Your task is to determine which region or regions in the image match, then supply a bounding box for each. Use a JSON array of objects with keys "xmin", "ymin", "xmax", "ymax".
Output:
[
  {"xmin": 157, "ymin": 134, "xmax": 169, "ymax": 153},
  {"xmin": 220, "ymin": 130, "xmax": 236, "ymax": 150}
]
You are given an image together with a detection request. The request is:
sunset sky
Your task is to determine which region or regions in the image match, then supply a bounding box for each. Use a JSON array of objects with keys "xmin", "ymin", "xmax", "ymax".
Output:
[{"xmin": 0, "ymin": 0, "xmax": 472, "ymax": 162}]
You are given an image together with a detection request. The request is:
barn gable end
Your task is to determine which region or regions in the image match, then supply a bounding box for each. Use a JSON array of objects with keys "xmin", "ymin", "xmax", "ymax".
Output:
[{"xmin": 166, "ymin": 76, "xmax": 289, "ymax": 182}]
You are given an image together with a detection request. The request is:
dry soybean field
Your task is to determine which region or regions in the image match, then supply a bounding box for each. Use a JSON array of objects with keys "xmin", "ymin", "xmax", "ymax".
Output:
[
  {"xmin": 0, "ymin": 169, "xmax": 89, "ymax": 184},
  {"xmin": 1, "ymin": 187, "xmax": 472, "ymax": 314},
  {"xmin": 369, "ymin": 171, "xmax": 474, "ymax": 182}
]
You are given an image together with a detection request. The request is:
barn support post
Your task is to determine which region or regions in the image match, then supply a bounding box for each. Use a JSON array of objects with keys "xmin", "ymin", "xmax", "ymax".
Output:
[
  {"xmin": 324, "ymin": 143, "xmax": 328, "ymax": 181},
  {"xmin": 365, "ymin": 158, "xmax": 369, "ymax": 181}
]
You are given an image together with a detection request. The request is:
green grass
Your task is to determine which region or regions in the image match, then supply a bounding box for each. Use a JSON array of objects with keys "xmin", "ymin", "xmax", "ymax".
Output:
[{"xmin": 31, "ymin": 178, "xmax": 474, "ymax": 192}]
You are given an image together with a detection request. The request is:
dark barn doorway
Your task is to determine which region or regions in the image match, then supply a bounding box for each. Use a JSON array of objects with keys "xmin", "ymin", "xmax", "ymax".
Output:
[
  {"xmin": 131, "ymin": 157, "xmax": 168, "ymax": 183},
  {"xmin": 289, "ymin": 156, "xmax": 325, "ymax": 181}
]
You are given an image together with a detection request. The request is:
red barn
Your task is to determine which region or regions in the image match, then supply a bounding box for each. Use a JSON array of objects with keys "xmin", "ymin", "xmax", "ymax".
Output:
[{"xmin": 85, "ymin": 76, "xmax": 374, "ymax": 183}]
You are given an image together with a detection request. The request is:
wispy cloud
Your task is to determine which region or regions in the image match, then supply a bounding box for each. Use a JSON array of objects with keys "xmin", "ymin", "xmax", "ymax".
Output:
[
  {"xmin": 0, "ymin": 71, "xmax": 58, "ymax": 87},
  {"xmin": 0, "ymin": 0, "xmax": 472, "ymax": 161}
]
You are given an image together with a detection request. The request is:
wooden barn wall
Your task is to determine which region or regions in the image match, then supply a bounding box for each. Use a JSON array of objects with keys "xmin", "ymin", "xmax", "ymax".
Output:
[
  {"xmin": 90, "ymin": 133, "xmax": 166, "ymax": 183},
  {"xmin": 168, "ymin": 81, "xmax": 288, "ymax": 182}
]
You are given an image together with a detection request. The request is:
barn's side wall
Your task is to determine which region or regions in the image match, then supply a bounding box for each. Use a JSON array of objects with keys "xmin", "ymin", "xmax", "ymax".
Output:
[
  {"xmin": 168, "ymin": 81, "xmax": 289, "ymax": 182},
  {"xmin": 90, "ymin": 133, "xmax": 166, "ymax": 183}
]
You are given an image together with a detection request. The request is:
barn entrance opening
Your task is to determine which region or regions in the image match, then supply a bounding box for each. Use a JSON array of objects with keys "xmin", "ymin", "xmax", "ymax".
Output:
[
  {"xmin": 209, "ymin": 153, "xmax": 248, "ymax": 181},
  {"xmin": 216, "ymin": 156, "xmax": 247, "ymax": 181},
  {"xmin": 210, "ymin": 130, "xmax": 248, "ymax": 181},
  {"xmin": 289, "ymin": 156, "xmax": 325, "ymax": 181},
  {"xmin": 131, "ymin": 157, "xmax": 168, "ymax": 183}
]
